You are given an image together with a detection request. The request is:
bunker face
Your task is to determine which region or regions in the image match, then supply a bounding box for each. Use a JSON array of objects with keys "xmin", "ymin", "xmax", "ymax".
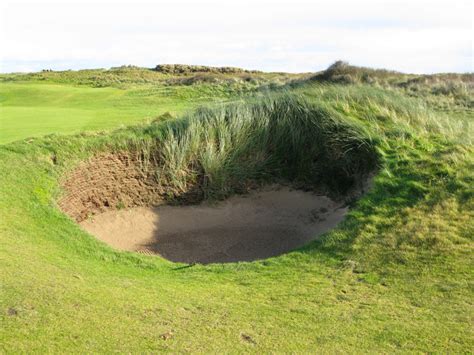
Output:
[{"xmin": 80, "ymin": 186, "xmax": 347, "ymax": 264}]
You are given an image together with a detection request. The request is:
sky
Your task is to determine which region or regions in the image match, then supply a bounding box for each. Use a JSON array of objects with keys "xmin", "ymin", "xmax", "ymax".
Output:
[{"xmin": 0, "ymin": 0, "xmax": 472, "ymax": 74}]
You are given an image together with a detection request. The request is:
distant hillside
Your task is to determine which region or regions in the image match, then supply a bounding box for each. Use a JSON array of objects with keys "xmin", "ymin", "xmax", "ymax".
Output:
[
  {"xmin": 312, "ymin": 60, "xmax": 473, "ymax": 85},
  {"xmin": 0, "ymin": 65, "xmax": 304, "ymax": 89},
  {"xmin": 310, "ymin": 61, "xmax": 474, "ymax": 110},
  {"xmin": 1, "ymin": 61, "xmax": 472, "ymax": 110},
  {"xmin": 154, "ymin": 64, "xmax": 261, "ymax": 74}
]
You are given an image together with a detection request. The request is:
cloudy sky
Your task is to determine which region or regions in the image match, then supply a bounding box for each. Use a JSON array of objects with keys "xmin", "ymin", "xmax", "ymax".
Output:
[{"xmin": 0, "ymin": 0, "xmax": 472, "ymax": 73}]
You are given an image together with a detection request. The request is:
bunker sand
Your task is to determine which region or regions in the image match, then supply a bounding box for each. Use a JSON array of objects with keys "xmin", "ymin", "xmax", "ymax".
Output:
[{"xmin": 80, "ymin": 186, "xmax": 347, "ymax": 264}]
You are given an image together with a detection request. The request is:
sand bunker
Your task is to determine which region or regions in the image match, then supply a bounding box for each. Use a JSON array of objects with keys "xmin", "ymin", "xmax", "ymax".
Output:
[{"xmin": 80, "ymin": 186, "xmax": 347, "ymax": 264}]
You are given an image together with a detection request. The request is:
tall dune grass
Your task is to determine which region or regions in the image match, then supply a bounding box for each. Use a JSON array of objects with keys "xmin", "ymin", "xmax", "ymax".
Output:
[{"xmin": 138, "ymin": 94, "xmax": 378, "ymax": 200}]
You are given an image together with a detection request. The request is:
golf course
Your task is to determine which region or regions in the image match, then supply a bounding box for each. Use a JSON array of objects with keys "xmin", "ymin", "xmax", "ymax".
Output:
[{"xmin": 0, "ymin": 63, "xmax": 473, "ymax": 352}]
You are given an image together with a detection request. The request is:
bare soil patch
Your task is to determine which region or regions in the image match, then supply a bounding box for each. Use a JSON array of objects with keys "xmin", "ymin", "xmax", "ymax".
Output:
[
  {"xmin": 59, "ymin": 152, "xmax": 160, "ymax": 221},
  {"xmin": 80, "ymin": 186, "xmax": 347, "ymax": 264},
  {"xmin": 58, "ymin": 152, "xmax": 201, "ymax": 222}
]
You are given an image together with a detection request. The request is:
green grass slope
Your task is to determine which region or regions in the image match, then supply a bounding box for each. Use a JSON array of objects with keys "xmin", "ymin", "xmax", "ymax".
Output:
[{"xmin": 0, "ymin": 66, "xmax": 473, "ymax": 352}]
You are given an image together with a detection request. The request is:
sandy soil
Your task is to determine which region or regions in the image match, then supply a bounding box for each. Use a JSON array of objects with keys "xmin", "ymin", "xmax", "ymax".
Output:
[{"xmin": 80, "ymin": 186, "xmax": 348, "ymax": 264}]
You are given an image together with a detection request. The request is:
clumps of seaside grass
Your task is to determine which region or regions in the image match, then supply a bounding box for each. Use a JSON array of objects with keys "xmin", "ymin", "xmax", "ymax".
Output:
[{"xmin": 142, "ymin": 94, "xmax": 378, "ymax": 200}]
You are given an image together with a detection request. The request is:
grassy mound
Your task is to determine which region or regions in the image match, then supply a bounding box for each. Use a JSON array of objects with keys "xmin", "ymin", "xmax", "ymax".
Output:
[
  {"xmin": 154, "ymin": 64, "xmax": 261, "ymax": 74},
  {"xmin": 57, "ymin": 95, "xmax": 377, "ymax": 221},
  {"xmin": 0, "ymin": 79, "xmax": 473, "ymax": 351},
  {"xmin": 311, "ymin": 61, "xmax": 474, "ymax": 111}
]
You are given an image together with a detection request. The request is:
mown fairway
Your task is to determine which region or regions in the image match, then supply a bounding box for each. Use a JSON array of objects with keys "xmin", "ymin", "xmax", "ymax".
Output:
[
  {"xmin": 0, "ymin": 82, "xmax": 228, "ymax": 144},
  {"xmin": 0, "ymin": 65, "xmax": 473, "ymax": 352},
  {"xmin": 0, "ymin": 83, "xmax": 171, "ymax": 143}
]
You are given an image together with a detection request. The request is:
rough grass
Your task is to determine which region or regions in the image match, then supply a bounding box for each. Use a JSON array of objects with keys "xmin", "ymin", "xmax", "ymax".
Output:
[
  {"xmin": 147, "ymin": 95, "xmax": 377, "ymax": 200},
  {"xmin": 0, "ymin": 65, "xmax": 303, "ymax": 89},
  {"xmin": 311, "ymin": 61, "xmax": 474, "ymax": 112},
  {"xmin": 0, "ymin": 75, "xmax": 473, "ymax": 352}
]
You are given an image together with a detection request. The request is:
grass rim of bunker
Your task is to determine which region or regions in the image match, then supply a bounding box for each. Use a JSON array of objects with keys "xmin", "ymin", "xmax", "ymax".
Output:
[{"xmin": 57, "ymin": 94, "xmax": 378, "ymax": 262}]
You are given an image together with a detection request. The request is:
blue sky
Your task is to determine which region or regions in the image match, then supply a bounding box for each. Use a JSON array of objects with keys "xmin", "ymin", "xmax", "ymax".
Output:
[{"xmin": 0, "ymin": 0, "xmax": 472, "ymax": 73}]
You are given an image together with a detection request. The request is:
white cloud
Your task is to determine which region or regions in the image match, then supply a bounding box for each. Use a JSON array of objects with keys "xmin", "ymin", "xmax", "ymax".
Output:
[{"xmin": 0, "ymin": 0, "xmax": 472, "ymax": 73}]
